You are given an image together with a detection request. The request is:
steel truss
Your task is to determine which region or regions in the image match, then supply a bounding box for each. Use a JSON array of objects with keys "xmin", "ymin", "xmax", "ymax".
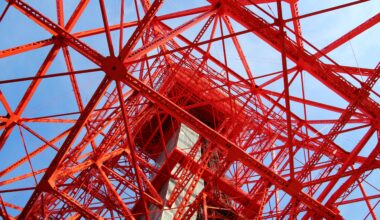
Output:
[{"xmin": 0, "ymin": 0, "xmax": 379, "ymax": 219}]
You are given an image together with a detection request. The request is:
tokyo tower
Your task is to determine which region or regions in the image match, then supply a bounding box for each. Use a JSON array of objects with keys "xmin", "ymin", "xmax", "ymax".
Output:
[{"xmin": 0, "ymin": 0, "xmax": 380, "ymax": 219}]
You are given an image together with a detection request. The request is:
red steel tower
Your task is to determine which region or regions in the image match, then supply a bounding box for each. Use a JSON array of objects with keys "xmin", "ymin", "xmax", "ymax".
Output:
[{"xmin": 0, "ymin": 0, "xmax": 380, "ymax": 219}]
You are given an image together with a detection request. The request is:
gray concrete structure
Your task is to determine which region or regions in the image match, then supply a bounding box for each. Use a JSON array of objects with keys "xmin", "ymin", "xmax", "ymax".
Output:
[{"xmin": 150, "ymin": 124, "xmax": 204, "ymax": 220}]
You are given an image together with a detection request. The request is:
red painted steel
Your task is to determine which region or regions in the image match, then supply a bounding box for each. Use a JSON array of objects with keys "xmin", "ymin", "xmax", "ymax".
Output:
[{"xmin": 0, "ymin": 0, "xmax": 379, "ymax": 219}]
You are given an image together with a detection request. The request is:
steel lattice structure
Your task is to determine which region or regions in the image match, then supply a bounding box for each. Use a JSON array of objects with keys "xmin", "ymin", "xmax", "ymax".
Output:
[{"xmin": 0, "ymin": 0, "xmax": 380, "ymax": 219}]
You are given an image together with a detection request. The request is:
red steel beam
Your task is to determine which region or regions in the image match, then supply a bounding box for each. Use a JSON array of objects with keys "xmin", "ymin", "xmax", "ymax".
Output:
[
  {"xmin": 0, "ymin": 44, "xmax": 61, "ymax": 150},
  {"xmin": 6, "ymin": 0, "xmax": 355, "ymax": 218},
  {"xmin": 118, "ymin": 69, "xmax": 340, "ymax": 218},
  {"xmin": 325, "ymin": 139, "xmax": 380, "ymax": 207},
  {"xmin": 302, "ymin": 162, "xmax": 379, "ymax": 187},
  {"xmin": 0, "ymin": 5, "xmax": 212, "ymax": 59},
  {"xmin": 261, "ymin": 89, "xmax": 366, "ymax": 117},
  {"xmin": 325, "ymin": 64, "xmax": 376, "ymax": 77},
  {"xmin": 133, "ymin": 147, "xmax": 261, "ymax": 218},
  {"xmin": 284, "ymin": 0, "xmax": 368, "ymax": 25},
  {"xmin": 124, "ymin": 8, "xmax": 217, "ymax": 63},
  {"xmin": 119, "ymin": 0, "xmax": 163, "ymax": 60},
  {"xmin": 172, "ymin": 149, "xmax": 261, "ymax": 217},
  {"xmin": 336, "ymin": 194, "xmax": 380, "ymax": 206},
  {"xmin": 0, "ymin": 0, "xmax": 91, "ymax": 150},
  {"xmin": 96, "ymin": 165, "xmax": 135, "ymax": 219},
  {"xmin": 317, "ymin": 12, "xmax": 380, "ymax": 57},
  {"xmin": 157, "ymin": 23, "xmax": 366, "ymax": 161},
  {"xmin": 315, "ymin": 125, "xmax": 376, "ymax": 202},
  {"xmin": 18, "ymin": 77, "xmax": 111, "ymax": 219},
  {"xmin": 222, "ymin": 0, "xmax": 380, "ymax": 120}
]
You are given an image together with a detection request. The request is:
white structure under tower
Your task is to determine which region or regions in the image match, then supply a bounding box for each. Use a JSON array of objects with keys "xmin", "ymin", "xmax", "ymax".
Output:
[{"xmin": 149, "ymin": 124, "xmax": 204, "ymax": 220}]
